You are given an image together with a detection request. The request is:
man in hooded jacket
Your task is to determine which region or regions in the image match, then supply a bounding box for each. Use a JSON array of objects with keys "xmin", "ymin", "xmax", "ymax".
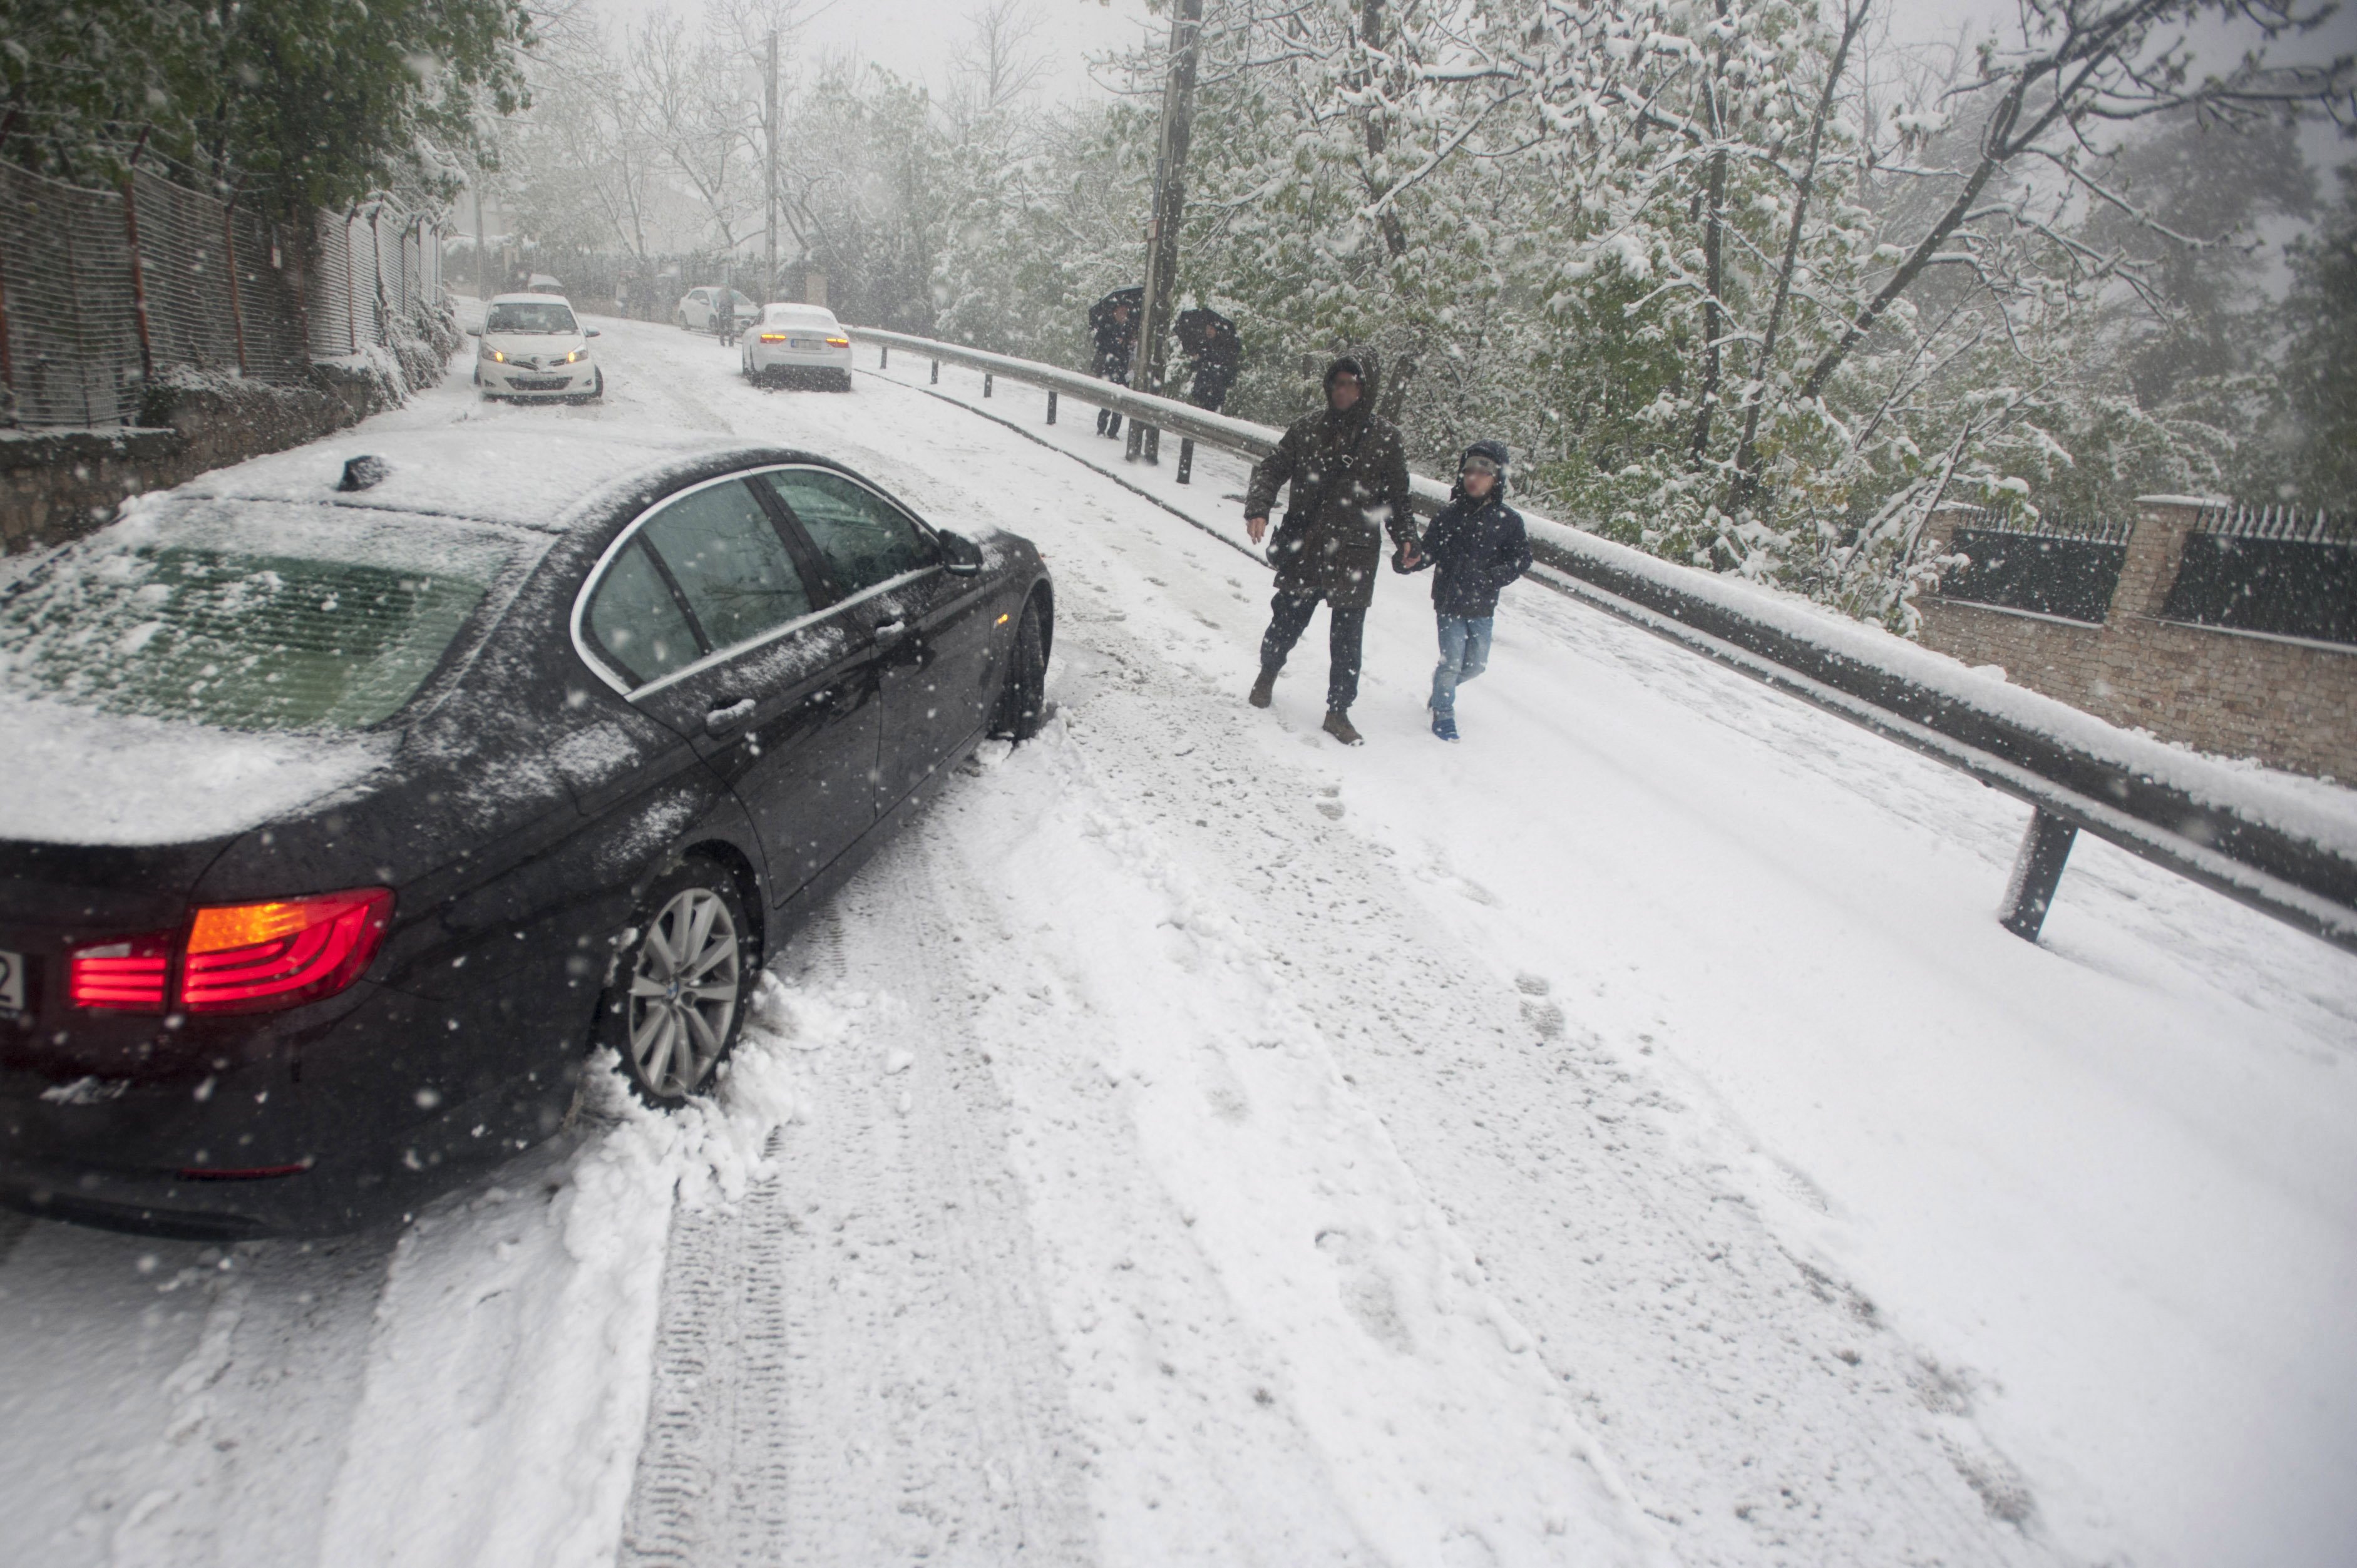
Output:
[
  {"xmin": 1242, "ymin": 357, "xmax": 1416, "ymax": 746},
  {"xmin": 1400, "ymin": 439, "xmax": 1531, "ymax": 740}
]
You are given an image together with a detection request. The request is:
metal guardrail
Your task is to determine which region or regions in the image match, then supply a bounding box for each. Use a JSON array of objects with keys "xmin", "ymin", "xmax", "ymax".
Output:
[{"xmin": 849, "ymin": 325, "xmax": 2357, "ymax": 957}]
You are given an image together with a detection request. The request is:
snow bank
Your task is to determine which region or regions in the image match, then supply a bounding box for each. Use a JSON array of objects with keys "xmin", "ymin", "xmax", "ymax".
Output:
[{"xmin": 313, "ymin": 976, "xmax": 838, "ymax": 1568}]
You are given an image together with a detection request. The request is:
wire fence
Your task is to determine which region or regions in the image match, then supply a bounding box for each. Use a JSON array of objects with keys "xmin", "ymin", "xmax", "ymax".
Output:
[{"xmin": 0, "ymin": 161, "xmax": 444, "ymax": 429}]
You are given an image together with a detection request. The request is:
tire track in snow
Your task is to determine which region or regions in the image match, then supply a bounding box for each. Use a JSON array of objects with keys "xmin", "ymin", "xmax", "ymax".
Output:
[{"xmin": 619, "ymin": 908, "xmax": 1097, "ymax": 1566}]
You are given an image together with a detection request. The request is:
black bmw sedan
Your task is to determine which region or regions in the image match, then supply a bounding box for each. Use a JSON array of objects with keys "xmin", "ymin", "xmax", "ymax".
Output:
[{"xmin": 0, "ymin": 428, "xmax": 1051, "ymax": 1237}]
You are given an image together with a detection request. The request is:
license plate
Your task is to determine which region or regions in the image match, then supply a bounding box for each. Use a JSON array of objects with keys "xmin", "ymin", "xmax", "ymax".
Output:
[
  {"xmin": 0, "ymin": 947, "xmax": 24, "ymax": 1017},
  {"xmin": 788, "ymin": 338, "xmax": 829, "ymax": 351},
  {"xmin": 513, "ymin": 376, "xmax": 570, "ymax": 391}
]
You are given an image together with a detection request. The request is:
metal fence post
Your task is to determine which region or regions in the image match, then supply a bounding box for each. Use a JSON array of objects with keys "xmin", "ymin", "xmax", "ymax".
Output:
[
  {"xmin": 0, "ymin": 220, "xmax": 14, "ymax": 410},
  {"xmin": 120, "ymin": 173, "xmax": 155, "ymax": 384},
  {"xmin": 1998, "ymin": 809, "xmax": 2078, "ymax": 942},
  {"xmin": 983, "ymin": 371, "xmax": 992, "ymax": 397},
  {"xmin": 879, "ymin": 344, "xmax": 888, "ymax": 368},
  {"xmin": 345, "ymin": 209, "xmax": 358, "ymax": 353},
  {"xmin": 930, "ymin": 359, "xmax": 938, "ymax": 384},
  {"xmin": 1046, "ymin": 388, "xmax": 1056, "ymax": 424},
  {"xmin": 222, "ymin": 198, "xmax": 248, "ymax": 376},
  {"xmin": 1177, "ymin": 436, "xmax": 1194, "ymax": 484}
]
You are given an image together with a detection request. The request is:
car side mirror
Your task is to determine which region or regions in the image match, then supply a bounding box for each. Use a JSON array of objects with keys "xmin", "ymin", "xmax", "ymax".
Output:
[
  {"xmin": 585, "ymin": 328, "xmax": 602, "ymax": 337},
  {"xmin": 938, "ymin": 530, "xmax": 984, "ymax": 576},
  {"xmin": 466, "ymin": 327, "xmax": 481, "ymax": 337}
]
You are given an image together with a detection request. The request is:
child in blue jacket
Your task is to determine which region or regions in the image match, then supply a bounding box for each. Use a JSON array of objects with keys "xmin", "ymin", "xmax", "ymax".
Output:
[{"xmin": 1400, "ymin": 441, "xmax": 1532, "ymax": 740}]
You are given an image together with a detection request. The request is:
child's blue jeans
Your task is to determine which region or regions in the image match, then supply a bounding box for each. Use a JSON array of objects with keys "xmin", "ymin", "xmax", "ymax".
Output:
[{"xmin": 1430, "ymin": 615, "xmax": 1494, "ymax": 714}]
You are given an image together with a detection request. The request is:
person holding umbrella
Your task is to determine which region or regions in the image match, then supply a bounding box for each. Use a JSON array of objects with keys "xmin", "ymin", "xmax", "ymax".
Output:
[
  {"xmin": 1175, "ymin": 305, "xmax": 1241, "ymax": 412},
  {"xmin": 1087, "ymin": 287, "xmax": 1143, "ymax": 438}
]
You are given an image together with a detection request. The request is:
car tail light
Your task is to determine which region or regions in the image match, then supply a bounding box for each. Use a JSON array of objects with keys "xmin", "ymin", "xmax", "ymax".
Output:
[
  {"xmin": 180, "ymin": 889, "xmax": 394, "ymax": 1013},
  {"xmin": 825, "ymin": 336, "xmax": 850, "ymax": 347},
  {"xmin": 69, "ymin": 935, "xmax": 173, "ymax": 1012},
  {"xmin": 758, "ymin": 332, "xmax": 788, "ymax": 342}
]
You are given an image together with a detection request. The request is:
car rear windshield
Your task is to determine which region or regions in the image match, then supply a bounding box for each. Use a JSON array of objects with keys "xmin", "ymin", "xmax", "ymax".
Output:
[
  {"xmin": 0, "ymin": 501, "xmax": 528, "ymax": 732},
  {"xmin": 487, "ymin": 301, "xmax": 578, "ymax": 334}
]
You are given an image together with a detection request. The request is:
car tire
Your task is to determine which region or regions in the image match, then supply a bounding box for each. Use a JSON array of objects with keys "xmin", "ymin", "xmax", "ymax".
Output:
[
  {"xmin": 598, "ymin": 857, "xmax": 757, "ymax": 1107},
  {"xmin": 834, "ymin": 369, "xmax": 854, "ymax": 392},
  {"xmin": 989, "ymin": 595, "xmax": 1049, "ymax": 741}
]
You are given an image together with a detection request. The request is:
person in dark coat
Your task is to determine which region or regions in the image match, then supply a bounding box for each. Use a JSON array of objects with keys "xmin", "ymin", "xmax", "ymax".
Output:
[
  {"xmin": 1175, "ymin": 306, "xmax": 1240, "ymax": 412},
  {"xmin": 1087, "ymin": 288, "xmax": 1141, "ymax": 438},
  {"xmin": 1400, "ymin": 439, "xmax": 1531, "ymax": 741},
  {"xmin": 1242, "ymin": 357, "xmax": 1416, "ymax": 746}
]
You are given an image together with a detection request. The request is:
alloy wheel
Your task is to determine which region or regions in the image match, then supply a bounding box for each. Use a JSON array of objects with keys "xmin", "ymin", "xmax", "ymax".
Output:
[{"xmin": 625, "ymin": 887, "xmax": 741, "ymax": 1099}]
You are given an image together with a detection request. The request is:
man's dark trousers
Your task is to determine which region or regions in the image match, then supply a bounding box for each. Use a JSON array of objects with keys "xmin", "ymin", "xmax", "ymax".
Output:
[{"xmin": 1259, "ymin": 590, "xmax": 1365, "ymax": 712}]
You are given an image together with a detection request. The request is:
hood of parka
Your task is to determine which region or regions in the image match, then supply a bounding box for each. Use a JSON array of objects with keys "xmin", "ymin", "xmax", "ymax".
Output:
[{"xmin": 1450, "ymin": 439, "xmax": 1511, "ymax": 503}]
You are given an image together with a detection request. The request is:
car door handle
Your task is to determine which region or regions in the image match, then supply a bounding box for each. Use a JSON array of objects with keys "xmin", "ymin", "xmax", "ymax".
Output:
[
  {"xmin": 871, "ymin": 617, "xmax": 909, "ymax": 643},
  {"xmin": 705, "ymin": 697, "xmax": 757, "ymax": 734}
]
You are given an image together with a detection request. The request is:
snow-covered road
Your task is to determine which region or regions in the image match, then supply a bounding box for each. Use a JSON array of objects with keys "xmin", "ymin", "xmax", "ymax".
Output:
[{"xmin": 3, "ymin": 320, "xmax": 2352, "ymax": 1568}]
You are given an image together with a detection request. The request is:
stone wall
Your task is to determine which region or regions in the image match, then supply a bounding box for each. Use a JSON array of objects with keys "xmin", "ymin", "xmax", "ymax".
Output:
[
  {"xmin": 1, "ymin": 322, "xmax": 455, "ymax": 555},
  {"xmin": 1920, "ymin": 499, "xmax": 2357, "ymax": 781}
]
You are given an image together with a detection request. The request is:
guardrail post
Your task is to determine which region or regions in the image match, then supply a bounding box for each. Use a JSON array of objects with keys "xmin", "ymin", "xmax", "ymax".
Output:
[
  {"xmin": 983, "ymin": 371, "xmax": 992, "ymax": 397},
  {"xmin": 1177, "ymin": 437, "xmax": 1194, "ymax": 484},
  {"xmin": 1046, "ymin": 388, "xmax": 1057, "ymax": 424},
  {"xmin": 1998, "ymin": 809, "xmax": 2078, "ymax": 942},
  {"xmin": 930, "ymin": 359, "xmax": 938, "ymax": 384},
  {"xmin": 879, "ymin": 344, "xmax": 888, "ymax": 368}
]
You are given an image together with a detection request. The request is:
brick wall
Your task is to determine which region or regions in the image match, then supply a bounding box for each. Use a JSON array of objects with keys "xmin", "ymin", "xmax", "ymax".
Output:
[{"xmin": 1919, "ymin": 500, "xmax": 2357, "ymax": 782}]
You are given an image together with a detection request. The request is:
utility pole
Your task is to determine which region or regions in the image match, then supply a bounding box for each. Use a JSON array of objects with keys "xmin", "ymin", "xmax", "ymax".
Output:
[
  {"xmin": 764, "ymin": 29, "xmax": 779, "ymax": 304},
  {"xmin": 1125, "ymin": 0, "xmax": 1203, "ymax": 465},
  {"xmin": 473, "ymin": 182, "xmax": 487, "ymax": 302}
]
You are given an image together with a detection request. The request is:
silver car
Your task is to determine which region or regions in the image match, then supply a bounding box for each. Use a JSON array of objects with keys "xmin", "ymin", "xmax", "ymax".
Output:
[{"xmin": 742, "ymin": 304, "xmax": 853, "ymax": 391}]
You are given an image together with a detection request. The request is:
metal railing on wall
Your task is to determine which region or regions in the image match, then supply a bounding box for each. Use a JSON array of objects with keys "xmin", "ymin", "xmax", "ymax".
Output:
[
  {"xmin": 848, "ymin": 324, "xmax": 2357, "ymax": 959},
  {"xmin": 1933, "ymin": 507, "xmax": 2135, "ymax": 626},
  {"xmin": 2164, "ymin": 503, "xmax": 2357, "ymax": 648},
  {"xmin": 0, "ymin": 161, "xmax": 443, "ymax": 429}
]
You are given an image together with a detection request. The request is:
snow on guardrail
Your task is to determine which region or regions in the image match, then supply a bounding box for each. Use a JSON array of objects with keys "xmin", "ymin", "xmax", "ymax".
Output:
[{"xmin": 850, "ymin": 325, "xmax": 2357, "ymax": 953}]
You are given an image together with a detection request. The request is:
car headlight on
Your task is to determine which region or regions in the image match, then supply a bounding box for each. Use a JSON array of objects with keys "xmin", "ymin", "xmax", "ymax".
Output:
[
  {"xmin": 558, "ymin": 348, "xmax": 587, "ymax": 364},
  {"xmin": 483, "ymin": 347, "xmax": 508, "ymax": 363}
]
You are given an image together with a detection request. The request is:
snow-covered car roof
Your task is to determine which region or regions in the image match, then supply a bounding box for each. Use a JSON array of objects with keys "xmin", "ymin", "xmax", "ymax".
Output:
[
  {"xmin": 761, "ymin": 302, "xmax": 838, "ymax": 320},
  {"xmin": 488, "ymin": 290, "xmax": 571, "ymax": 305},
  {"xmin": 170, "ymin": 426, "xmax": 788, "ymax": 533}
]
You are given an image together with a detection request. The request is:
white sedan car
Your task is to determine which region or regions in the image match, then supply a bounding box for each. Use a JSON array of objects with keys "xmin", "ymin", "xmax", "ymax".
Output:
[
  {"xmin": 473, "ymin": 294, "xmax": 603, "ymax": 402},
  {"xmin": 677, "ymin": 286, "xmax": 756, "ymax": 333},
  {"xmin": 741, "ymin": 304, "xmax": 853, "ymax": 390}
]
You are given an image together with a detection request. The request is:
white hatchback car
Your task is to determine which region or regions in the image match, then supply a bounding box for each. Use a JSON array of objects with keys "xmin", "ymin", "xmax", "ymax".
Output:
[
  {"xmin": 473, "ymin": 294, "xmax": 603, "ymax": 402},
  {"xmin": 742, "ymin": 304, "xmax": 853, "ymax": 390},
  {"xmin": 677, "ymin": 286, "xmax": 756, "ymax": 334}
]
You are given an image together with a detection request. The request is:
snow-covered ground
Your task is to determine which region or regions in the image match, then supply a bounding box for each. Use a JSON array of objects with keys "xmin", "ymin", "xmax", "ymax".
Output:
[{"xmin": 3, "ymin": 320, "xmax": 2351, "ymax": 1568}]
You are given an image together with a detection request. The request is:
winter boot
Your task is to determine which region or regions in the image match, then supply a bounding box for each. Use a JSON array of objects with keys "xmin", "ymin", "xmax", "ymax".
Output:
[
  {"xmin": 1431, "ymin": 710, "xmax": 1459, "ymax": 742},
  {"xmin": 1322, "ymin": 710, "xmax": 1364, "ymax": 747},
  {"xmin": 1248, "ymin": 668, "xmax": 1278, "ymax": 709}
]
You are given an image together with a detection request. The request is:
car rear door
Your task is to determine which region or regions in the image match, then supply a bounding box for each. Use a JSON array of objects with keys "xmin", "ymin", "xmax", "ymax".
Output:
[
  {"xmin": 753, "ymin": 467, "xmax": 1001, "ymax": 814},
  {"xmin": 575, "ymin": 475, "xmax": 884, "ymax": 903}
]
